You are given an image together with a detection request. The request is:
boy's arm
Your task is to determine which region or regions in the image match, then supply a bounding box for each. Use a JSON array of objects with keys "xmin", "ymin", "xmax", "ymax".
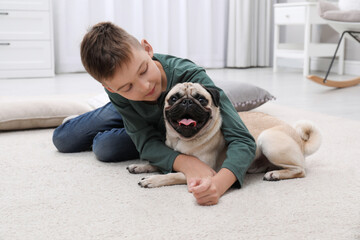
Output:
[
  {"xmin": 182, "ymin": 72, "xmax": 256, "ymax": 204},
  {"xmin": 167, "ymin": 63, "xmax": 255, "ymax": 190},
  {"xmin": 108, "ymin": 91, "xmax": 216, "ymax": 180},
  {"xmin": 107, "ymin": 96, "xmax": 214, "ymax": 179},
  {"xmin": 173, "ymin": 154, "xmax": 216, "ymax": 184},
  {"xmin": 216, "ymin": 89, "xmax": 256, "ymax": 187},
  {"xmin": 120, "ymin": 108, "xmax": 178, "ymax": 172},
  {"xmin": 190, "ymin": 71, "xmax": 257, "ymax": 188}
]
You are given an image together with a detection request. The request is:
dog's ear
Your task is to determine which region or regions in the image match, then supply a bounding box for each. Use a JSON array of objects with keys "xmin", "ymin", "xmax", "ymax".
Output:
[
  {"xmin": 157, "ymin": 90, "xmax": 169, "ymax": 109},
  {"xmin": 203, "ymin": 85, "xmax": 220, "ymax": 107}
]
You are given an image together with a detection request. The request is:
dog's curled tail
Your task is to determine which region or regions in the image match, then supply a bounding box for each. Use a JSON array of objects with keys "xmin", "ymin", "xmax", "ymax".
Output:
[{"xmin": 294, "ymin": 120, "xmax": 322, "ymax": 156}]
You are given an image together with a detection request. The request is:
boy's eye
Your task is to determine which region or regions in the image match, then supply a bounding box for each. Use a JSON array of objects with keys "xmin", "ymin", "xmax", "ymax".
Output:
[
  {"xmin": 124, "ymin": 84, "xmax": 133, "ymax": 92},
  {"xmin": 140, "ymin": 64, "xmax": 148, "ymax": 75}
]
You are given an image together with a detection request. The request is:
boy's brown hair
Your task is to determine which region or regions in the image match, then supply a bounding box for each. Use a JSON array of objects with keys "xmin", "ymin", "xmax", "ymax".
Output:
[{"xmin": 80, "ymin": 22, "xmax": 141, "ymax": 82}]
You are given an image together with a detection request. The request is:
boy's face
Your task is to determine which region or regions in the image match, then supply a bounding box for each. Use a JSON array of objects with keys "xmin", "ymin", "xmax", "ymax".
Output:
[{"xmin": 103, "ymin": 40, "xmax": 166, "ymax": 102}]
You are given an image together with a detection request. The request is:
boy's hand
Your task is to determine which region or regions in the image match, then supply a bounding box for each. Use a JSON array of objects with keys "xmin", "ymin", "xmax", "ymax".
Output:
[
  {"xmin": 188, "ymin": 177, "xmax": 221, "ymax": 206},
  {"xmin": 188, "ymin": 168, "xmax": 237, "ymax": 206},
  {"xmin": 173, "ymin": 155, "xmax": 237, "ymax": 206}
]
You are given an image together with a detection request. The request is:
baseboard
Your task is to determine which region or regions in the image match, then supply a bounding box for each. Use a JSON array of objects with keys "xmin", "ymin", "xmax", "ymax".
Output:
[{"xmin": 277, "ymin": 58, "xmax": 360, "ymax": 75}]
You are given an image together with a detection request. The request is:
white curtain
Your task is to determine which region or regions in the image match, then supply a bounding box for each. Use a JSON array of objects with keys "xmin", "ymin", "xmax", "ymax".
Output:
[
  {"xmin": 52, "ymin": 0, "xmax": 272, "ymax": 73},
  {"xmin": 52, "ymin": 0, "xmax": 229, "ymax": 73},
  {"xmin": 226, "ymin": 0, "xmax": 273, "ymax": 67}
]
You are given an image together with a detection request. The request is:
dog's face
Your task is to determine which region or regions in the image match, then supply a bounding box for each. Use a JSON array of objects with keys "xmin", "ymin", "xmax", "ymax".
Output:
[{"xmin": 162, "ymin": 82, "xmax": 220, "ymax": 139}]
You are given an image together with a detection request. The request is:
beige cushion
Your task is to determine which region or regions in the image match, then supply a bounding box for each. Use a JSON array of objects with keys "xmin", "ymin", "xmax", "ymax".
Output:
[
  {"xmin": 319, "ymin": 0, "xmax": 360, "ymax": 22},
  {"xmin": 0, "ymin": 97, "xmax": 92, "ymax": 131}
]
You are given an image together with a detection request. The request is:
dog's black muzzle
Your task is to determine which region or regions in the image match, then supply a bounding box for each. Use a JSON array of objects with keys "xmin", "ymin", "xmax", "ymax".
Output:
[{"xmin": 165, "ymin": 99, "xmax": 211, "ymax": 138}]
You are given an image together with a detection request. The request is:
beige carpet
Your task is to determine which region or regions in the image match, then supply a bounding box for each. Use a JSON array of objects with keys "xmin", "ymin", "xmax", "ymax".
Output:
[{"xmin": 1, "ymin": 103, "xmax": 359, "ymax": 240}]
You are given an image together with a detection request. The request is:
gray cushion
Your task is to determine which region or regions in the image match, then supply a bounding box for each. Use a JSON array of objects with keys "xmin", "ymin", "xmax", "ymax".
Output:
[
  {"xmin": 87, "ymin": 82, "xmax": 276, "ymax": 112},
  {"xmin": 212, "ymin": 80, "xmax": 275, "ymax": 111}
]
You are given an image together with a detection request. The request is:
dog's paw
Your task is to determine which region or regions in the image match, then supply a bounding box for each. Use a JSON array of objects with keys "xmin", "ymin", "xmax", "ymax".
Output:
[
  {"xmin": 263, "ymin": 171, "xmax": 280, "ymax": 181},
  {"xmin": 138, "ymin": 176, "xmax": 162, "ymax": 188},
  {"xmin": 127, "ymin": 164, "xmax": 157, "ymax": 174},
  {"xmin": 126, "ymin": 164, "xmax": 143, "ymax": 174}
]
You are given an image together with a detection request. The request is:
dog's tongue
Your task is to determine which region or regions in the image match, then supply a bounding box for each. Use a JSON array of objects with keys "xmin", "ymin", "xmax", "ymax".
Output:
[{"xmin": 178, "ymin": 118, "xmax": 197, "ymax": 127}]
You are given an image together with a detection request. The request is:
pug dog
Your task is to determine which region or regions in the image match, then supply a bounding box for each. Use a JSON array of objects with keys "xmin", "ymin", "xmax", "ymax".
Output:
[{"xmin": 127, "ymin": 82, "xmax": 322, "ymax": 188}]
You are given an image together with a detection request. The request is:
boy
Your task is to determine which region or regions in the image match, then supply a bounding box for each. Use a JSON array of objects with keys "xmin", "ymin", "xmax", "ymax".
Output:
[{"xmin": 53, "ymin": 22, "xmax": 256, "ymax": 206}]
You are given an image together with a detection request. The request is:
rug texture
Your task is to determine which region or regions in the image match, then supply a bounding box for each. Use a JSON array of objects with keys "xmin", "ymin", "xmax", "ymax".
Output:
[{"xmin": 1, "ymin": 103, "xmax": 359, "ymax": 240}]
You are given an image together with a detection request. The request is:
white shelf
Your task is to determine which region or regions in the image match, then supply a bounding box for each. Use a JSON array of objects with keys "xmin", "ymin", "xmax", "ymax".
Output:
[
  {"xmin": 273, "ymin": 2, "xmax": 344, "ymax": 76},
  {"xmin": 0, "ymin": 0, "xmax": 54, "ymax": 79}
]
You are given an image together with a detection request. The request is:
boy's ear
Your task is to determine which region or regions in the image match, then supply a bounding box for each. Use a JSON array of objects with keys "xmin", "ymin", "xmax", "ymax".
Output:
[
  {"xmin": 141, "ymin": 39, "xmax": 154, "ymax": 57},
  {"xmin": 157, "ymin": 90, "xmax": 169, "ymax": 109},
  {"xmin": 203, "ymin": 85, "xmax": 220, "ymax": 107}
]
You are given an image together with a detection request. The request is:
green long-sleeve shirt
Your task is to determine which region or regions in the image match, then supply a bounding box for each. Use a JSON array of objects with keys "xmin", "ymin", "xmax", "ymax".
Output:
[{"xmin": 106, "ymin": 54, "xmax": 256, "ymax": 187}]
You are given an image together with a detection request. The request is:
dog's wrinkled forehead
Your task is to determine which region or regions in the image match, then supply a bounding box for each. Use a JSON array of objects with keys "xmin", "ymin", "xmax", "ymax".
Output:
[{"xmin": 166, "ymin": 82, "xmax": 210, "ymax": 100}]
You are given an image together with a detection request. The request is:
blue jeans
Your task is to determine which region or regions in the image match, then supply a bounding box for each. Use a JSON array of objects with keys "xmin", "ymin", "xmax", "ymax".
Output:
[{"xmin": 52, "ymin": 102, "xmax": 139, "ymax": 162}]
